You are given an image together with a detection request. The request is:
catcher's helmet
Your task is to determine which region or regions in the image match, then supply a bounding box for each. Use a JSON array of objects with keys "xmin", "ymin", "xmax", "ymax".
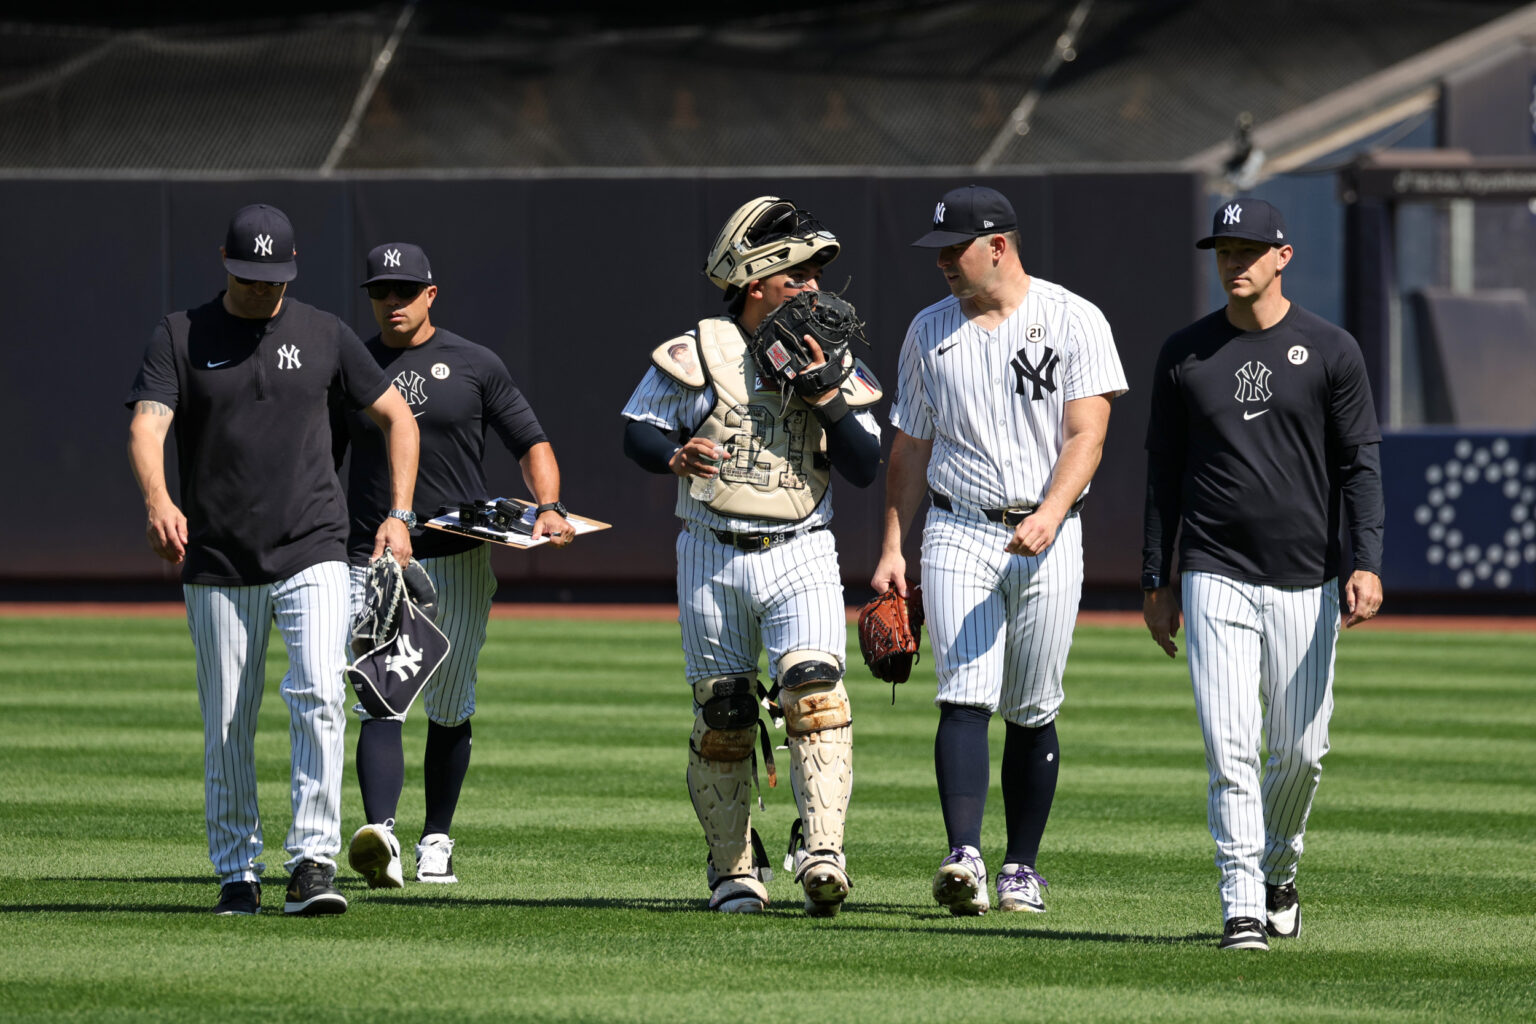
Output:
[{"xmin": 703, "ymin": 196, "xmax": 840, "ymax": 298}]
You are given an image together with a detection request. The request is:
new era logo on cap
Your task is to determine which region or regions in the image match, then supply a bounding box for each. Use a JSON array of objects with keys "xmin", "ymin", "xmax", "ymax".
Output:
[
  {"xmin": 1196, "ymin": 198, "xmax": 1289, "ymax": 249},
  {"xmin": 913, "ymin": 185, "xmax": 1018, "ymax": 248},
  {"xmin": 223, "ymin": 203, "xmax": 298, "ymax": 282}
]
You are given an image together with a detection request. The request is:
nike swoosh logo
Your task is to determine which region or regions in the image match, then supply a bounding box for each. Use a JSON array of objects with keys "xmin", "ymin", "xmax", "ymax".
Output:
[
  {"xmin": 1243, "ymin": 409, "xmax": 1269, "ymax": 420},
  {"xmin": 206, "ymin": 359, "xmax": 231, "ymax": 368},
  {"xmin": 413, "ymin": 411, "xmax": 425, "ymax": 418},
  {"xmin": 937, "ymin": 342, "xmax": 960, "ymax": 356}
]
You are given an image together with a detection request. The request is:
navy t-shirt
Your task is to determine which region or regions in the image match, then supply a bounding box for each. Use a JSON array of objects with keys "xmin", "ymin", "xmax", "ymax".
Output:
[
  {"xmin": 334, "ymin": 327, "xmax": 548, "ymax": 564},
  {"xmin": 1144, "ymin": 303, "xmax": 1381, "ymax": 585},
  {"xmin": 126, "ymin": 294, "xmax": 391, "ymax": 585}
]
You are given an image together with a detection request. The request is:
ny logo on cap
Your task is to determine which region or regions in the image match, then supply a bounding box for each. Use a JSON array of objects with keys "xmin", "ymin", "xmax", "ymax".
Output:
[
  {"xmin": 1222, "ymin": 204, "xmax": 1242, "ymax": 226},
  {"xmin": 384, "ymin": 248, "xmax": 402, "ymax": 267},
  {"xmin": 253, "ymin": 234, "xmax": 274, "ymax": 256},
  {"xmin": 934, "ymin": 201, "xmax": 946, "ymax": 224}
]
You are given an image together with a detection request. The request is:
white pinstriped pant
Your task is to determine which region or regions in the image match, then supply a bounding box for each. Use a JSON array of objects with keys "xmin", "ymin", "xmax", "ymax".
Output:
[
  {"xmin": 920, "ymin": 507, "xmax": 1084, "ymax": 726},
  {"xmin": 183, "ymin": 561, "xmax": 350, "ymax": 883},
  {"xmin": 348, "ymin": 544, "xmax": 497, "ymax": 725},
  {"xmin": 676, "ymin": 525, "xmax": 847, "ymax": 685},
  {"xmin": 1183, "ymin": 571, "xmax": 1340, "ymax": 921}
]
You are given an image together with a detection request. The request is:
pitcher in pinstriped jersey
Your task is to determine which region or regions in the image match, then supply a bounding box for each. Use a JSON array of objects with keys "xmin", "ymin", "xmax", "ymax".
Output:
[
  {"xmin": 1142, "ymin": 198, "xmax": 1383, "ymax": 951},
  {"xmin": 874, "ymin": 185, "xmax": 1127, "ymax": 916}
]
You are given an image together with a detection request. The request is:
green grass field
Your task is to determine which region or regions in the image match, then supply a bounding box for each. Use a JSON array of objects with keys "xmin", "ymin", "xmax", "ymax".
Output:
[{"xmin": 0, "ymin": 614, "xmax": 1532, "ymax": 1023}]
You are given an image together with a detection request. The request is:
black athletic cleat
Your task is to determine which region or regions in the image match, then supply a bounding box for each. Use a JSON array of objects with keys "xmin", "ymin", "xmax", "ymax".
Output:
[
  {"xmin": 1265, "ymin": 881, "xmax": 1301, "ymax": 938},
  {"xmin": 283, "ymin": 860, "xmax": 348, "ymax": 916},
  {"xmin": 213, "ymin": 881, "xmax": 260, "ymax": 916},
  {"xmin": 1220, "ymin": 916, "xmax": 1270, "ymax": 951}
]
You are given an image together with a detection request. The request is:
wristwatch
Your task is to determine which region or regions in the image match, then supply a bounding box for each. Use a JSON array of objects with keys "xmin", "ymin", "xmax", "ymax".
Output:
[
  {"xmin": 387, "ymin": 508, "xmax": 418, "ymax": 529},
  {"xmin": 1141, "ymin": 572, "xmax": 1163, "ymax": 592},
  {"xmin": 534, "ymin": 501, "xmax": 569, "ymax": 518}
]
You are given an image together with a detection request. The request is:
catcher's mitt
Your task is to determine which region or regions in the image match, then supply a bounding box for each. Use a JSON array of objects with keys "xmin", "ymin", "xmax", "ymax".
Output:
[
  {"xmin": 857, "ymin": 585, "xmax": 924, "ymax": 687},
  {"xmin": 749, "ymin": 289, "xmax": 868, "ymax": 400},
  {"xmin": 350, "ymin": 548, "xmax": 438, "ymax": 657}
]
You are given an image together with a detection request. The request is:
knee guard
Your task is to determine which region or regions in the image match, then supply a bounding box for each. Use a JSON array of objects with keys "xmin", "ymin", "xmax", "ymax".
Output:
[
  {"xmin": 776, "ymin": 651, "xmax": 853, "ymax": 858},
  {"xmin": 687, "ymin": 675, "xmax": 762, "ymax": 881}
]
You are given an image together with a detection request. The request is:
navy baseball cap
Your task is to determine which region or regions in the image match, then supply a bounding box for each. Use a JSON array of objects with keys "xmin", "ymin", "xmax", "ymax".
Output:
[
  {"xmin": 362, "ymin": 243, "xmax": 434, "ymax": 287},
  {"xmin": 911, "ymin": 185, "xmax": 1018, "ymax": 247},
  {"xmin": 222, "ymin": 203, "xmax": 298, "ymax": 282},
  {"xmin": 1196, "ymin": 198, "xmax": 1288, "ymax": 249}
]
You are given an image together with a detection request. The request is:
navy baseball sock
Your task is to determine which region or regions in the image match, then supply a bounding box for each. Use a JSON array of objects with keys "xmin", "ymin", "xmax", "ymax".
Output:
[
  {"xmin": 422, "ymin": 719, "xmax": 472, "ymax": 838},
  {"xmin": 356, "ymin": 718, "xmax": 404, "ymax": 825},
  {"xmin": 934, "ymin": 703, "xmax": 992, "ymax": 850},
  {"xmin": 1001, "ymin": 719, "xmax": 1059, "ymax": 867}
]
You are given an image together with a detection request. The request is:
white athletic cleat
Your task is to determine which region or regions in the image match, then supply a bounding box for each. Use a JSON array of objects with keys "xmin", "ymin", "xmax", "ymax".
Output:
[
  {"xmin": 933, "ymin": 844, "xmax": 989, "ymax": 916},
  {"xmin": 709, "ymin": 875, "xmax": 769, "ymax": 913},
  {"xmin": 1265, "ymin": 881, "xmax": 1302, "ymax": 938},
  {"xmin": 995, "ymin": 862, "xmax": 1048, "ymax": 912},
  {"xmin": 415, "ymin": 833, "xmax": 457, "ymax": 884},
  {"xmin": 348, "ymin": 820, "xmax": 404, "ymax": 890},
  {"xmin": 794, "ymin": 849, "xmax": 851, "ymax": 918}
]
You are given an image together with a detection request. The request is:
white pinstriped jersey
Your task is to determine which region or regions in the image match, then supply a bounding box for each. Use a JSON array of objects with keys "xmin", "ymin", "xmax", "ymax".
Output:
[
  {"xmin": 620, "ymin": 362, "xmax": 879, "ymax": 533},
  {"xmin": 891, "ymin": 280, "xmax": 1127, "ymax": 507}
]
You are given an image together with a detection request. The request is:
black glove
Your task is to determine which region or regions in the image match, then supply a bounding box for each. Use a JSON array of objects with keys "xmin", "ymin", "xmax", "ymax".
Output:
[{"xmin": 748, "ymin": 290, "xmax": 867, "ymax": 400}]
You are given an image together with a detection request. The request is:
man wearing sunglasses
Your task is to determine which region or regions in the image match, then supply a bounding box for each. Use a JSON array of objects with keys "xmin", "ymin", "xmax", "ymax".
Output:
[
  {"xmin": 620, "ymin": 197, "xmax": 883, "ymax": 917},
  {"xmin": 334, "ymin": 242, "xmax": 575, "ymax": 891},
  {"xmin": 126, "ymin": 203, "xmax": 421, "ymax": 917}
]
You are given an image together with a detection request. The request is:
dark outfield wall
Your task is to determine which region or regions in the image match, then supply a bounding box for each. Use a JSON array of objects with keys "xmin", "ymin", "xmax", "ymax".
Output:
[{"xmin": 2, "ymin": 172, "xmax": 1205, "ymax": 593}]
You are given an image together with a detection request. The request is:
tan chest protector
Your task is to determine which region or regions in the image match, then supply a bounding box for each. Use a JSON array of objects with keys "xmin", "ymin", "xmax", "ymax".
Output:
[
  {"xmin": 651, "ymin": 317, "xmax": 883, "ymax": 523},
  {"xmin": 694, "ymin": 317, "xmax": 829, "ymax": 522}
]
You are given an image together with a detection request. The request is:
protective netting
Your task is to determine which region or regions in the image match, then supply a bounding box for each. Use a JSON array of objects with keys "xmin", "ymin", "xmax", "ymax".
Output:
[{"xmin": 0, "ymin": 1, "xmax": 1523, "ymax": 172}]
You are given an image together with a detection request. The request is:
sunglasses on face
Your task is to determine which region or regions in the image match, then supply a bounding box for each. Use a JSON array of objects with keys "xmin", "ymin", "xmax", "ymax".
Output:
[
  {"xmin": 366, "ymin": 282, "xmax": 424, "ymax": 302},
  {"xmin": 234, "ymin": 276, "xmax": 283, "ymax": 287}
]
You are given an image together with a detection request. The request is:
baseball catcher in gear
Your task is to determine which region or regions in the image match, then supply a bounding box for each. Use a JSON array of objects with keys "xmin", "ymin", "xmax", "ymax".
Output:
[
  {"xmin": 858, "ymin": 585, "xmax": 925, "ymax": 685},
  {"xmin": 749, "ymin": 289, "xmax": 868, "ymax": 401}
]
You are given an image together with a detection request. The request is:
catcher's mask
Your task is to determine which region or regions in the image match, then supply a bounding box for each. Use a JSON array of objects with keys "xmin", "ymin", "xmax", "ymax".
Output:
[{"xmin": 704, "ymin": 196, "xmax": 840, "ymax": 300}]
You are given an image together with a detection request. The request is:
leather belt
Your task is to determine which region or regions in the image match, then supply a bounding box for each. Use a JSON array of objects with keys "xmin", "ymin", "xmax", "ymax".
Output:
[
  {"xmin": 696, "ymin": 522, "xmax": 829, "ymax": 551},
  {"xmin": 929, "ymin": 489, "xmax": 1084, "ymax": 527}
]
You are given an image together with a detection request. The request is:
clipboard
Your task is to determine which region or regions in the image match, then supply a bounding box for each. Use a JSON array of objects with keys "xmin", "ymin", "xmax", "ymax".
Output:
[{"xmin": 424, "ymin": 498, "xmax": 611, "ymax": 550}]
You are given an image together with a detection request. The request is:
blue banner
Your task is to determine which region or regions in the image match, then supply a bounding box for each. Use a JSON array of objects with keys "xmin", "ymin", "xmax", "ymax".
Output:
[{"xmin": 1383, "ymin": 431, "xmax": 1536, "ymax": 594}]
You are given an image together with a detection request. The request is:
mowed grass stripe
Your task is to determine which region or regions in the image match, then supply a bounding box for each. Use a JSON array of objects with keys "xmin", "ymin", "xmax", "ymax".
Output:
[{"xmin": 0, "ymin": 614, "xmax": 1532, "ymax": 1023}]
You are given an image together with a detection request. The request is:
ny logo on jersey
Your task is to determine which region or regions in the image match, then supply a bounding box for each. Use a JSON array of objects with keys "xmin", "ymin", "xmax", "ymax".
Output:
[
  {"xmin": 384, "ymin": 248, "xmax": 402, "ymax": 267},
  {"xmin": 276, "ymin": 344, "xmax": 302, "ymax": 370},
  {"xmin": 1222, "ymin": 203, "xmax": 1242, "ymax": 225},
  {"xmin": 1011, "ymin": 346, "xmax": 1060, "ymax": 401},
  {"xmin": 253, "ymin": 233, "xmax": 274, "ymax": 256},
  {"xmin": 386, "ymin": 634, "xmax": 423, "ymax": 682},
  {"xmin": 1233, "ymin": 360, "xmax": 1272, "ymax": 402},
  {"xmin": 394, "ymin": 369, "xmax": 428, "ymax": 407}
]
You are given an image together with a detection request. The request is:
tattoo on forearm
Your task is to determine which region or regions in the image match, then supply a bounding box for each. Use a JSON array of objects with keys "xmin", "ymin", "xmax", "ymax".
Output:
[{"xmin": 135, "ymin": 401, "xmax": 174, "ymax": 417}]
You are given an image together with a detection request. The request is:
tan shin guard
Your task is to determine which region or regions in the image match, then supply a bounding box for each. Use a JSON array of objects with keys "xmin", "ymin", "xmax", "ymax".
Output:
[
  {"xmin": 687, "ymin": 679, "xmax": 758, "ymax": 880},
  {"xmin": 783, "ymin": 678, "xmax": 853, "ymax": 856}
]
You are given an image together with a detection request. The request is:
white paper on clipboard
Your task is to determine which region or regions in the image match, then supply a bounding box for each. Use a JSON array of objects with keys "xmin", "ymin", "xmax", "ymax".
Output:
[{"xmin": 424, "ymin": 498, "xmax": 611, "ymax": 549}]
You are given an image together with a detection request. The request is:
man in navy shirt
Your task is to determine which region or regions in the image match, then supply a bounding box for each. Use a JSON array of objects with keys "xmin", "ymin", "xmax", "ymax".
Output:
[
  {"xmin": 335, "ymin": 242, "xmax": 575, "ymax": 890},
  {"xmin": 1141, "ymin": 198, "xmax": 1383, "ymax": 951},
  {"xmin": 127, "ymin": 203, "xmax": 420, "ymax": 917}
]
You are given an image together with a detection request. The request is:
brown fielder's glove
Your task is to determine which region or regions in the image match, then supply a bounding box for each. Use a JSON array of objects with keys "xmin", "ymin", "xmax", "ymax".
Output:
[
  {"xmin": 858, "ymin": 585, "xmax": 924, "ymax": 685},
  {"xmin": 748, "ymin": 290, "xmax": 868, "ymax": 400}
]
